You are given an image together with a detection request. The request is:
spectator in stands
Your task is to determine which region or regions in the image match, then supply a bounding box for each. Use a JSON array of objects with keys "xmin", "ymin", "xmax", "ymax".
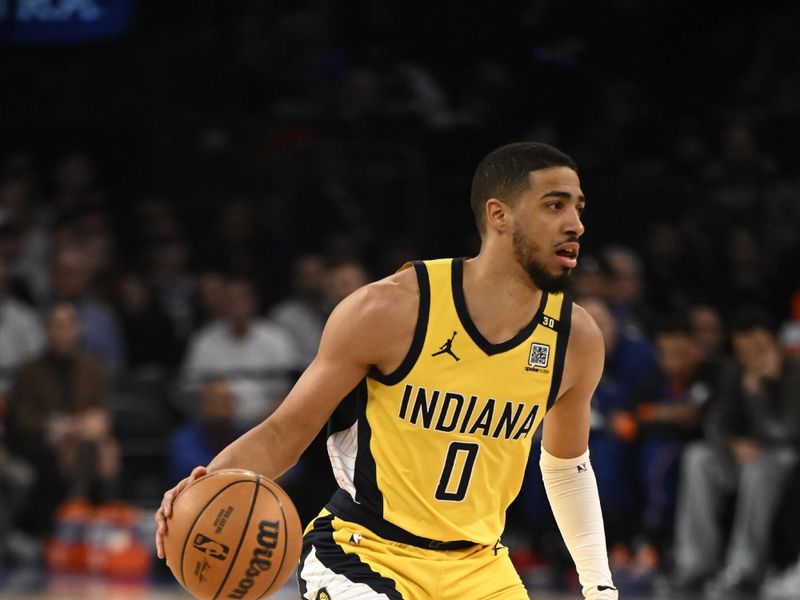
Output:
[
  {"xmin": 632, "ymin": 316, "xmax": 725, "ymax": 569},
  {"xmin": 75, "ymin": 209, "xmax": 119, "ymax": 301},
  {"xmin": 51, "ymin": 151, "xmax": 106, "ymax": 214},
  {"xmin": 0, "ymin": 257, "xmax": 45, "ymax": 393},
  {"xmin": 570, "ymin": 255, "xmax": 608, "ymax": 300},
  {"xmin": 6, "ymin": 302, "xmax": 120, "ymax": 537},
  {"xmin": 195, "ymin": 269, "xmax": 228, "ymax": 325},
  {"xmin": 0, "ymin": 394, "xmax": 38, "ymax": 566},
  {"xmin": 672, "ymin": 308, "xmax": 800, "ymax": 595},
  {"xmin": 723, "ymin": 227, "xmax": 772, "ymax": 308},
  {"xmin": 601, "ymin": 245, "xmax": 653, "ymax": 336},
  {"xmin": 181, "ymin": 277, "xmax": 300, "ymax": 428},
  {"xmin": 49, "ymin": 245, "xmax": 126, "ymax": 375},
  {"xmin": 146, "ymin": 233, "xmax": 198, "ymax": 344},
  {"xmin": 169, "ymin": 378, "xmax": 241, "ymax": 486},
  {"xmin": 269, "ymin": 254, "xmax": 328, "ymax": 367},
  {"xmin": 217, "ymin": 199, "xmax": 263, "ymax": 280},
  {"xmin": 689, "ymin": 303, "xmax": 726, "ymax": 361},
  {"xmin": 116, "ymin": 272, "xmax": 181, "ymax": 370},
  {"xmin": 0, "ymin": 163, "xmax": 51, "ymax": 305}
]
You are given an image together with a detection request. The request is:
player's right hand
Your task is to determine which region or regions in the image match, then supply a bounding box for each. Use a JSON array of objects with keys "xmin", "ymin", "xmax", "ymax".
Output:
[{"xmin": 155, "ymin": 465, "xmax": 207, "ymax": 559}]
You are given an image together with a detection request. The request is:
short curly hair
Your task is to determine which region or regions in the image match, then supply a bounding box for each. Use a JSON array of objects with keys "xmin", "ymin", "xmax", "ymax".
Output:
[{"xmin": 470, "ymin": 142, "xmax": 578, "ymax": 235}]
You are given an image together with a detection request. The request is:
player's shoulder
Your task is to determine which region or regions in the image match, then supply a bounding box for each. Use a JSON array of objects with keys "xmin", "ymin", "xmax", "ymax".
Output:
[
  {"xmin": 567, "ymin": 300, "xmax": 604, "ymax": 357},
  {"xmin": 364, "ymin": 263, "xmax": 420, "ymax": 303},
  {"xmin": 554, "ymin": 300, "xmax": 604, "ymax": 393},
  {"xmin": 332, "ymin": 264, "xmax": 420, "ymax": 329},
  {"xmin": 319, "ymin": 265, "xmax": 421, "ymax": 365}
]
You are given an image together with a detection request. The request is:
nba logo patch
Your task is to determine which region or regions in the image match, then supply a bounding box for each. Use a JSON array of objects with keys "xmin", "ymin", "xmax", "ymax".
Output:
[
  {"xmin": 528, "ymin": 343, "xmax": 550, "ymax": 368},
  {"xmin": 577, "ymin": 463, "xmax": 588, "ymax": 473},
  {"xmin": 192, "ymin": 533, "xmax": 229, "ymax": 561}
]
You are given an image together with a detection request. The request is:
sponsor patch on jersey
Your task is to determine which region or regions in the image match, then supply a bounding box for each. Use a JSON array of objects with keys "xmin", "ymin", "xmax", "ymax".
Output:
[{"xmin": 527, "ymin": 342, "xmax": 550, "ymax": 369}]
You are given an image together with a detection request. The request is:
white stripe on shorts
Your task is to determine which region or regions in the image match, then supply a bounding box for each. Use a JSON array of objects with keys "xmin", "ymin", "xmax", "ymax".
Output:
[{"xmin": 299, "ymin": 546, "xmax": 394, "ymax": 600}]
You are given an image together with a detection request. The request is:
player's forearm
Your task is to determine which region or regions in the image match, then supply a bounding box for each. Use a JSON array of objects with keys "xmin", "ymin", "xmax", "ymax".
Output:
[
  {"xmin": 206, "ymin": 419, "xmax": 306, "ymax": 479},
  {"xmin": 540, "ymin": 447, "xmax": 617, "ymax": 600}
]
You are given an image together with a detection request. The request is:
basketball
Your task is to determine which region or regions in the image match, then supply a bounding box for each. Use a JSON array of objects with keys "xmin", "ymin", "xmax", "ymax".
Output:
[{"xmin": 163, "ymin": 469, "xmax": 303, "ymax": 599}]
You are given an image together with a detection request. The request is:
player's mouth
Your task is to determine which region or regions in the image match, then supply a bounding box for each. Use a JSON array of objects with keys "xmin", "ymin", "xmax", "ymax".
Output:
[{"xmin": 555, "ymin": 243, "xmax": 579, "ymax": 269}]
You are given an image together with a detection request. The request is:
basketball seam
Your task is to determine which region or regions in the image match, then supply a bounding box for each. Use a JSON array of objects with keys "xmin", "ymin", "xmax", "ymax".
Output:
[
  {"xmin": 253, "ymin": 481, "xmax": 291, "ymax": 599},
  {"xmin": 178, "ymin": 477, "xmax": 256, "ymax": 588},
  {"xmin": 213, "ymin": 476, "xmax": 261, "ymax": 600}
]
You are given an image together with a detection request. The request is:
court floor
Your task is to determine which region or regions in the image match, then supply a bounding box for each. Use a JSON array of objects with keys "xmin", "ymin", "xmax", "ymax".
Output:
[
  {"xmin": 0, "ymin": 570, "xmax": 665, "ymax": 600},
  {"xmin": 0, "ymin": 588, "xmax": 643, "ymax": 600}
]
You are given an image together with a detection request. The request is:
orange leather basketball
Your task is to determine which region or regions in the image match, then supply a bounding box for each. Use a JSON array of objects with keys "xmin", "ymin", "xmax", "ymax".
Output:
[{"xmin": 163, "ymin": 469, "xmax": 302, "ymax": 599}]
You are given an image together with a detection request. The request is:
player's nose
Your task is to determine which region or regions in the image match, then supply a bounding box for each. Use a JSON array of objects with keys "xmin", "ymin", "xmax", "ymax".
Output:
[{"xmin": 563, "ymin": 208, "xmax": 585, "ymax": 237}]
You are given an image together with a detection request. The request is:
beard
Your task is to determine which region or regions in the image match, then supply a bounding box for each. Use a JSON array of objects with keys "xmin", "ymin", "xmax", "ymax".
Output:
[{"xmin": 513, "ymin": 226, "xmax": 572, "ymax": 294}]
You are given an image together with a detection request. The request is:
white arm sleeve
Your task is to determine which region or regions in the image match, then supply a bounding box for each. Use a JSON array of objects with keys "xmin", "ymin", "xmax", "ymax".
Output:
[{"xmin": 540, "ymin": 447, "xmax": 618, "ymax": 600}]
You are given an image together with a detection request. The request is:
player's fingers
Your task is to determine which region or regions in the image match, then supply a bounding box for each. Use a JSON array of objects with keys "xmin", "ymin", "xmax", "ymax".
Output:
[
  {"xmin": 155, "ymin": 509, "xmax": 166, "ymax": 559},
  {"xmin": 163, "ymin": 467, "xmax": 206, "ymax": 518},
  {"xmin": 190, "ymin": 465, "xmax": 208, "ymax": 480},
  {"xmin": 162, "ymin": 490, "xmax": 175, "ymax": 518}
]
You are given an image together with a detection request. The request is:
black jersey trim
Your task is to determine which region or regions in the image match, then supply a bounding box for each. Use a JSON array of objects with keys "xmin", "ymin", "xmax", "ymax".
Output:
[
  {"xmin": 452, "ymin": 257, "xmax": 548, "ymax": 356},
  {"xmin": 369, "ymin": 260, "xmax": 430, "ymax": 385},
  {"xmin": 327, "ymin": 489, "xmax": 476, "ymax": 550},
  {"xmin": 298, "ymin": 512, "xmax": 403, "ymax": 599},
  {"xmin": 546, "ymin": 294, "xmax": 572, "ymax": 411},
  {"xmin": 326, "ymin": 379, "xmax": 383, "ymax": 514},
  {"xmin": 352, "ymin": 379, "xmax": 382, "ymax": 513}
]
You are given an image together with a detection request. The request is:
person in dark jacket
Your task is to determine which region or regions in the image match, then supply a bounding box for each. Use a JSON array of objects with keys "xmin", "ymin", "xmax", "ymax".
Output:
[
  {"xmin": 6, "ymin": 302, "xmax": 120, "ymax": 536},
  {"xmin": 672, "ymin": 308, "xmax": 800, "ymax": 595}
]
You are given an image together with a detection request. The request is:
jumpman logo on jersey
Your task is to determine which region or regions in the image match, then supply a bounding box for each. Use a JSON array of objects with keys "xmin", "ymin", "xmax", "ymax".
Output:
[{"xmin": 432, "ymin": 331, "xmax": 460, "ymax": 361}]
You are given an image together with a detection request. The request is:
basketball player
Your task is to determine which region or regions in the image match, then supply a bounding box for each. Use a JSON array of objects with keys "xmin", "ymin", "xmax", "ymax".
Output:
[{"xmin": 156, "ymin": 142, "xmax": 618, "ymax": 599}]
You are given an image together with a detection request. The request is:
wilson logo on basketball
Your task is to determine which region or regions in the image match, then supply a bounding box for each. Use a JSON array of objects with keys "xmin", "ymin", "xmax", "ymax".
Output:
[{"xmin": 227, "ymin": 520, "xmax": 280, "ymax": 599}]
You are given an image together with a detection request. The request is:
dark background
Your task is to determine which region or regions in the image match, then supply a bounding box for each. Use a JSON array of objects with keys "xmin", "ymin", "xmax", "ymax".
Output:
[{"xmin": 3, "ymin": 0, "xmax": 798, "ymax": 315}]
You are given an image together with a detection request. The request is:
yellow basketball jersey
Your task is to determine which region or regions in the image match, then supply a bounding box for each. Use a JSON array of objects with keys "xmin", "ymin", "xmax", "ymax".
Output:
[{"xmin": 326, "ymin": 257, "xmax": 572, "ymax": 545}]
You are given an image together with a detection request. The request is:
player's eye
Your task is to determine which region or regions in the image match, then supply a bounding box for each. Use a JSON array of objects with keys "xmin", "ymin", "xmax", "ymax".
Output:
[
  {"xmin": 546, "ymin": 201, "xmax": 562, "ymax": 211},
  {"xmin": 577, "ymin": 204, "xmax": 586, "ymax": 216}
]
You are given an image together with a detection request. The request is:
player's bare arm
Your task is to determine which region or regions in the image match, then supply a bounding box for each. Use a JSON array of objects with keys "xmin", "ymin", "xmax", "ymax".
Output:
[
  {"xmin": 541, "ymin": 302, "xmax": 604, "ymax": 458},
  {"xmin": 154, "ymin": 267, "xmax": 420, "ymax": 558},
  {"xmin": 203, "ymin": 267, "xmax": 420, "ymax": 478}
]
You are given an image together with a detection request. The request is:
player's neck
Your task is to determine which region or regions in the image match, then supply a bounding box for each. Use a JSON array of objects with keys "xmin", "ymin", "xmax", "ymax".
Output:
[
  {"xmin": 461, "ymin": 251, "xmax": 543, "ymax": 343},
  {"xmin": 467, "ymin": 246, "xmax": 542, "ymax": 300}
]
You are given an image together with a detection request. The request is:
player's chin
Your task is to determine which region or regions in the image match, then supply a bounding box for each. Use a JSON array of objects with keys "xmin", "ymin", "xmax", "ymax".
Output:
[{"xmin": 547, "ymin": 264, "xmax": 571, "ymax": 276}]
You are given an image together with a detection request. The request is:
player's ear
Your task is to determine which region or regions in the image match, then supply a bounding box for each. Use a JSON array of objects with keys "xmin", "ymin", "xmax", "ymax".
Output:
[{"xmin": 485, "ymin": 198, "xmax": 511, "ymax": 234}]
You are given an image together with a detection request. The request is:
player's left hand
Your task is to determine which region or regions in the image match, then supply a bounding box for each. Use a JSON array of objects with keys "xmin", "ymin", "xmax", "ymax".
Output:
[{"xmin": 154, "ymin": 465, "xmax": 207, "ymax": 559}]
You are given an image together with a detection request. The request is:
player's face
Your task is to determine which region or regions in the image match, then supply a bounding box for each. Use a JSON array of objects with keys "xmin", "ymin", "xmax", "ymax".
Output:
[{"xmin": 510, "ymin": 167, "xmax": 585, "ymax": 293}]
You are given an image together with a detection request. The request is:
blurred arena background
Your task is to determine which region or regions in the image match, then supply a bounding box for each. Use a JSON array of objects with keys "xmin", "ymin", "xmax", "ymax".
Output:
[{"xmin": 1, "ymin": 1, "xmax": 800, "ymax": 598}]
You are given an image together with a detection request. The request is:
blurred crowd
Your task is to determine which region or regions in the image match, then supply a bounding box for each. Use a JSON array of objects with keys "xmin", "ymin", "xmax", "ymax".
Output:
[
  {"xmin": 1, "ymin": 0, "xmax": 800, "ymax": 597},
  {"xmin": 513, "ymin": 280, "xmax": 800, "ymax": 599}
]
